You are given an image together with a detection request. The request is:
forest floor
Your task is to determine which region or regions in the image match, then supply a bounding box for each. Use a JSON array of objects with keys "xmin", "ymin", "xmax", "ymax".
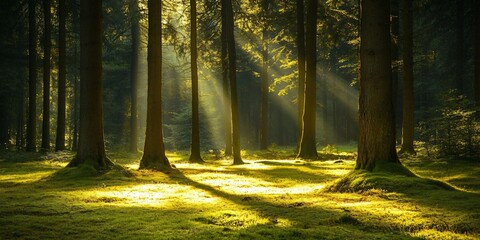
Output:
[{"xmin": 0, "ymin": 146, "xmax": 479, "ymax": 239}]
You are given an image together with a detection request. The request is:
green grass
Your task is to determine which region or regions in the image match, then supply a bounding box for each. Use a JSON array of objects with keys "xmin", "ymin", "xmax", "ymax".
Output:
[{"xmin": 0, "ymin": 147, "xmax": 479, "ymax": 239}]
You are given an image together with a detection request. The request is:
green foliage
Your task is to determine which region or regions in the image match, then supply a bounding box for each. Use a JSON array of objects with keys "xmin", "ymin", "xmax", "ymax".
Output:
[
  {"xmin": 418, "ymin": 90, "xmax": 480, "ymax": 159},
  {"xmin": 164, "ymin": 104, "xmax": 222, "ymax": 151},
  {"xmin": 321, "ymin": 144, "xmax": 338, "ymax": 154}
]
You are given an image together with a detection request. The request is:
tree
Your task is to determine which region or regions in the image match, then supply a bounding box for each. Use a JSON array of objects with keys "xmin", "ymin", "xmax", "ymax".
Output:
[
  {"xmin": 41, "ymin": 0, "xmax": 52, "ymax": 152},
  {"xmin": 297, "ymin": 0, "xmax": 318, "ymax": 159},
  {"xmin": 356, "ymin": 0, "xmax": 400, "ymax": 170},
  {"xmin": 399, "ymin": 0, "xmax": 415, "ymax": 154},
  {"xmin": 139, "ymin": 0, "xmax": 173, "ymax": 171},
  {"xmin": 455, "ymin": 0, "xmax": 464, "ymax": 93},
  {"xmin": 221, "ymin": 0, "xmax": 232, "ymax": 156},
  {"xmin": 129, "ymin": 0, "xmax": 139, "ymax": 152},
  {"xmin": 26, "ymin": 0, "xmax": 37, "ymax": 152},
  {"xmin": 475, "ymin": 0, "xmax": 480, "ymax": 106},
  {"xmin": 189, "ymin": 0, "xmax": 204, "ymax": 163},
  {"xmin": 223, "ymin": 0, "xmax": 244, "ymax": 165},
  {"xmin": 296, "ymin": 0, "xmax": 305, "ymax": 150},
  {"xmin": 260, "ymin": 0, "xmax": 269, "ymax": 150},
  {"xmin": 55, "ymin": 0, "xmax": 67, "ymax": 151},
  {"xmin": 67, "ymin": 0, "xmax": 113, "ymax": 169},
  {"xmin": 391, "ymin": 0, "xmax": 400, "ymax": 133}
]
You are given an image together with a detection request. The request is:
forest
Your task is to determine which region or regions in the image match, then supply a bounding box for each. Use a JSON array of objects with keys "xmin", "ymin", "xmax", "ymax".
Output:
[{"xmin": 0, "ymin": 0, "xmax": 479, "ymax": 239}]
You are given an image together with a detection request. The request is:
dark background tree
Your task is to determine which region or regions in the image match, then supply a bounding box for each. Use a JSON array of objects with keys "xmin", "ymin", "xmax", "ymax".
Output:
[
  {"xmin": 260, "ymin": 0, "xmax": 270, "ymax": 150},
  {"xmin": 189, "ymin": 0, "xmax": 203, "ymax": 163},
  {"xmin": 475, "ymin": 0, "xmax": 480, "ymax": 106},
  {"xmin": 221, "ymin": 2, "xmax": 232, "ymax": 156},
  {"xmin": 223, "ymin": 0, "xmax": 243, "ymax": 165},
  {"xmin": 41, "ymin": 0, "xmax": 52, "ymax": 152},
  {"xmin": 220, "ymin": 2, "xmax": 233, "ymax": 156},
  {"xmin": 399, "ymin": 0, "xmax": 415, "ymax": 154},
  {"xmin": 129, "ymin": 0, "xmax": 140, "ymax": 153},
  {"xmin": 296, "ymin": 0, "xmax": 305, "ymax": 150},
  {"xmin": 455, "ymin": 0, "xmax": 464, "ymax": 93},
  {"xmin": 26, "ymin": 0, "xmax": 37, "ymax": 152},
  {"xmin": 56, "ymin": 0, "xmax": 67, "ymax": 151}
]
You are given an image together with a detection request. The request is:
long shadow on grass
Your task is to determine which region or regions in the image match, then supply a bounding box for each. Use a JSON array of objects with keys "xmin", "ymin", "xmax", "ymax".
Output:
[{"xmin": 165, "ymin": 170, "xmax": 414, "ymax": 238}]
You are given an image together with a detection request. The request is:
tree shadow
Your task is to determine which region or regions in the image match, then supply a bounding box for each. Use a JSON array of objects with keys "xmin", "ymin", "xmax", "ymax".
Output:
[{"xmin": 164, "ymin": 170, "xmax": 414, "ymax": 237}]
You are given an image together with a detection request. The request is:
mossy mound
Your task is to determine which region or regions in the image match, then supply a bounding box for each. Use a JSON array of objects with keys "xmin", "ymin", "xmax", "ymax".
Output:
[
  {"xmin": 44, "ymin": 163, "xmax": 134, "ymax": 182},
  {"xmin": 327, "ymin": 163, "xmax": 454, "ymax": 193}
]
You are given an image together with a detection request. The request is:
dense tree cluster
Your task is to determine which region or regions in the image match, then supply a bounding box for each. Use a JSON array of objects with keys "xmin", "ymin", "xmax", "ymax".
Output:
[{"xmin": 0, "ymin": 0, "xmax": 478, "ymax": 170}]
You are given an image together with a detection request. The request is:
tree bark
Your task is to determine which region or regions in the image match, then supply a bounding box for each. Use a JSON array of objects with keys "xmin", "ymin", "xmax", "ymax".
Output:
[
  {"xmin": 391, "ymin": 0, "xmax": 401, "ymax": 140},
  {"xmin": 55, "ymin": 0, "xmax": 67, "ymax": 151},
  {"xmin": 296, "ymin": 0, "xmax": 306, "ymax": 150},
  {"xmin": 297, "ymin": 0, "xmax": 318, "ymax": 159},
  {"xmin": 399, "ymin": 0, "xmax": 415, "ymax": 154},
  {"xmin": 223, "ymin": 0, "xmax": 244, "ymax": 165},
  {"xmin": 321, "ymin": 73, "xmax": 328, "ymax": 144},
  {"xmin": 72, "ymin": 4, "xmax": 80, "ymax": 151},
  {"xmin": 68, "ymin": 0, "xmax": 113, "ymax": 170},
  {"xmin": 16, "ymin": 81, "xmax": 25, "ymax": 151},
  {"xmin": 357, "ymin": 0, "xmax": 400, "ymax": 171},
  {"xmin": 26, "ymin": 0, "xmax": 37, "ymax": 152},
  {"xmin": 72, "ymin": 71, "xmax": 79, "ymax": 151},
  {"xmin": 129, "ymin": 0, "xmax": 139, "ymax": 152},
  {"xmin": 140, "ymin": 0, "xmax": 172, "ymax": 171},
  {"xmin": 221, "ymin": 0, "xmax": 232, "ymax": 156},
  {"xmin": 41, "ymin": 0, "xmax": 52, "ymax": 152},
  {"xmin": 455, "ymin": 0, "xmax": 464, "ymax": 93},
  {"xmin": 260, "ymin": 0, "xmax": 269, "ymax": 150},
  {"xmin": 475, "ymin": 0, "xmax": 480, "ymax": 106},
  {"xmin": 189, "ymin": 0, "xmax": 204, "ymax": 163},
  {"xmin": 16, "ymin": 20, "xmax": 26, "ymax": 151}
]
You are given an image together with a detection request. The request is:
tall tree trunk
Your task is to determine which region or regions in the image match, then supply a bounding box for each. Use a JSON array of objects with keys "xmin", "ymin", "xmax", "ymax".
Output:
[
  {"xmin": 140, "ymin": 0, "xmax": 172, "ymax": 171},
  {"xmin": 391, "ymin": 0, "xmax": 401, "ymax": 141},
  {"xmin": 455, "ymin": 0, "xmax": 464, "ymax": 93},
  {"xmin": 296, "ymin": 0, "xmax": 306, "ymax": 150},
  {"xmin": 399, "ymin": 0, "xmax": 415, "ymax": 154},
  {"xmin": 357, "ymin": 0, "xmax": 400, "ymax": 171},
  {"xmin": 260, "ymin": 0, "xmax": 269, "ymax": 150},
  {"xmin": 223, "ymin": 0, "xmax": 244, "ymax": 165},
  {"xmin": 41, "ymin": 0, "xmax": 52, "ymax": 152},
  {"xmin": 16, "ymin": 84, "xmax": 25, "ymax": 151},
  {"xmin": 189, "ymin": 0, "xmax": 203, "ymax": 163},
  {"xmin": 129, "ymin": 0, "xmax": 139, "ymax": 152},
  {"xmin": 72, "ymin": 70, "xmax": 79, "ymax": 151},
  {"xmin": 72, "ymin": 3, "xmax": 80, "ymax": 151},
  {"xmin": 0, "ymin": 109, "xmax": 7, "ymax": 150},
  {"xmin": 26, "ymin": 0, "xmax": 37, "ymax": 152},
  {"xmin": 68, "ymin": 0, "xmax": 113, "ymax": 169},
  {"xmin": 16, "ymin": 20, "xmax": 27, "ymax": 151},
  {"xmin": 297, "ymin": 0, "xmax": 318, "ymax": 159},
  {"xmin": 56, "ymin": 0, "xmax": 67, "ymax": 151},
  {"xmin": 221, "ymin": 0, "xmax": 232, "ymax": 156},
  {"xmin": 475, "ymin": 0, "xmax": 480, "ymax": 106},
  {"xmin": 321, "ymin": 74, "xmax": 328, "ymax": 144}
]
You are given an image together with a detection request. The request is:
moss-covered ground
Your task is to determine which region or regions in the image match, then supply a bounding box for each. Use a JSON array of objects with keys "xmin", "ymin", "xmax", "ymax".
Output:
[{"xmin": 0, "ymin": 146, "xmax": 479, "ymax": 239}]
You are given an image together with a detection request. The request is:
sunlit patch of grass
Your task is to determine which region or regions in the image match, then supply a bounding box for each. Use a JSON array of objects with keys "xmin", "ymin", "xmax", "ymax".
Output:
[
  {"xmin": 0, "ymin": 150, "xmax": 479, "ymax": 239},
  {"xmin": 86, "ymin": 183, "xmax": 220, "ymax": 206}
]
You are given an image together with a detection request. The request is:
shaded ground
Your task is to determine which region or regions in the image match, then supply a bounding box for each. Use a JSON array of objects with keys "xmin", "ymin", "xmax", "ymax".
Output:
[{"xmin": 0, "ymin": 147, "xmax": 479, "ymax": 239}]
